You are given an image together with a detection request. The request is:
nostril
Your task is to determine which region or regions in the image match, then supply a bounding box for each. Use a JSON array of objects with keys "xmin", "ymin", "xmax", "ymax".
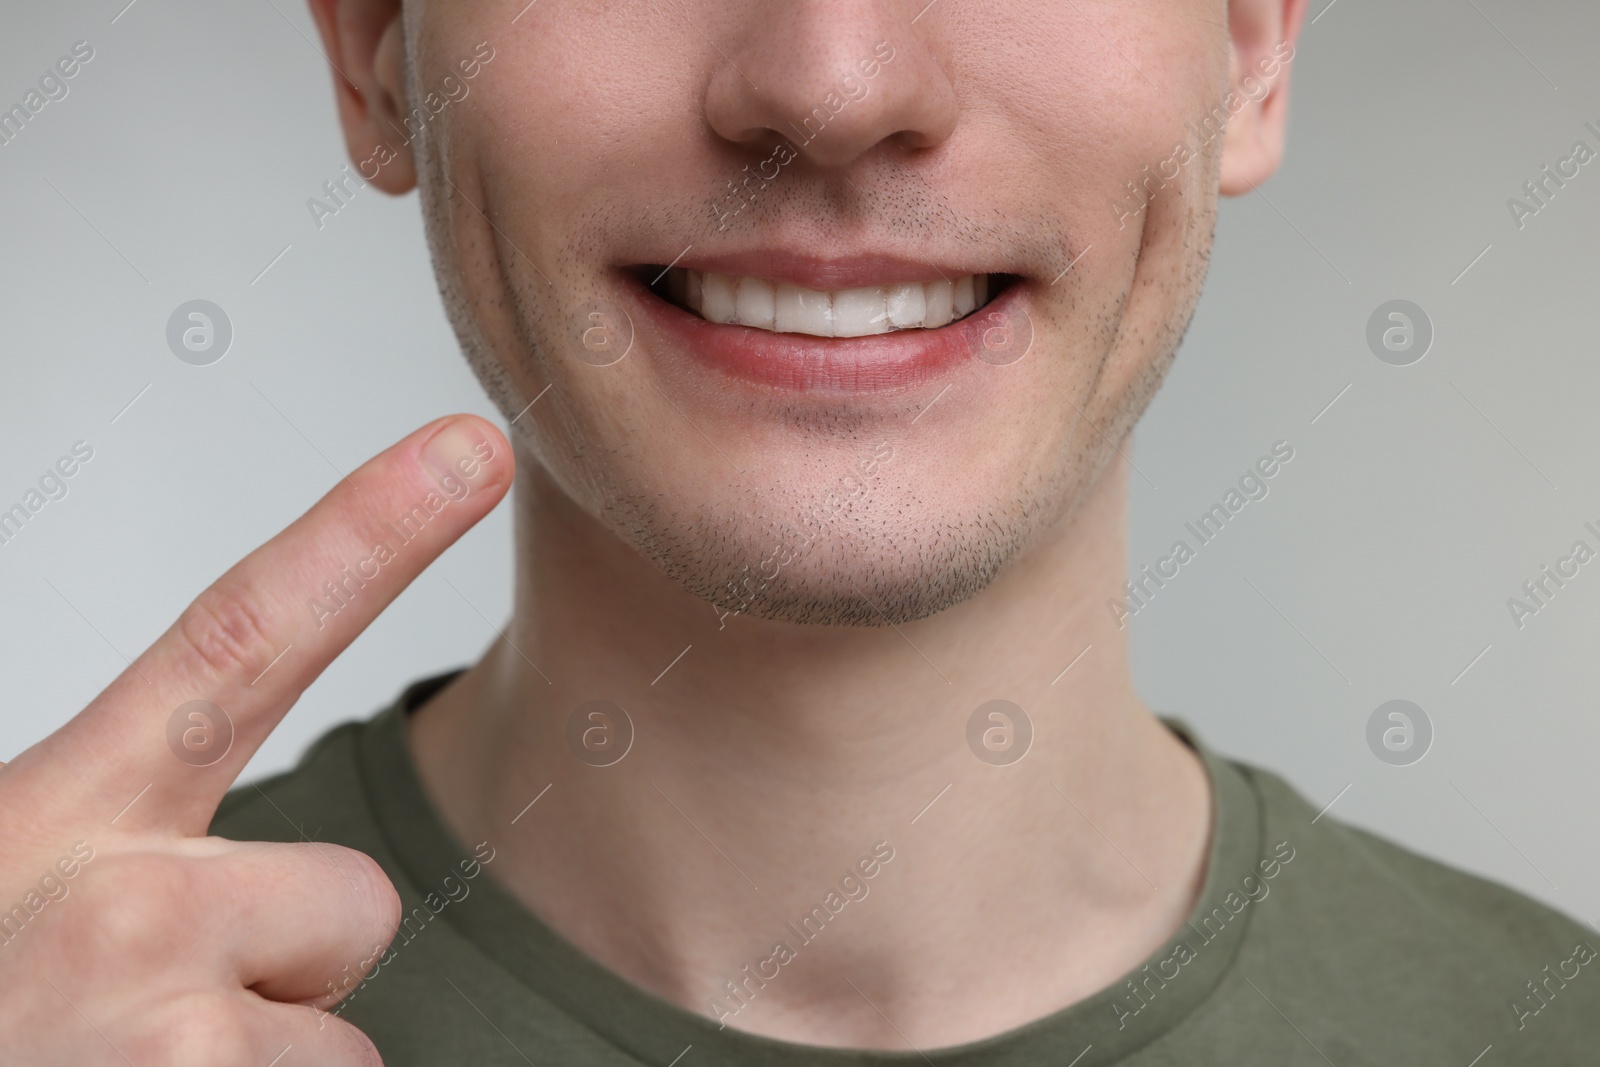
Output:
[{"xmin": 702, "ymin": 19, "xmax": 957, "ymax": 173}]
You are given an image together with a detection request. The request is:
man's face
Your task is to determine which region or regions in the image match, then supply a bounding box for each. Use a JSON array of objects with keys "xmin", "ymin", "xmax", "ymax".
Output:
[{"xmin": 389, "ymin": 1, "xmax": 1269, "ymax": 625}]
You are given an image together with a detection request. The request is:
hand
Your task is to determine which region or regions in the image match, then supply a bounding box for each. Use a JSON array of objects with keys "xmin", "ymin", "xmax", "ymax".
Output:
[{"xmin": 0, "ymin": 416, "xmax": 512, "ymax": 1066}]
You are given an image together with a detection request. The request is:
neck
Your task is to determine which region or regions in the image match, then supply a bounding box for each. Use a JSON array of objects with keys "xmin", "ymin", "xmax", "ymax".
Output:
[{"xmin": 410, "ymin": 449, "xmax": 1211, "ymax": 1049}]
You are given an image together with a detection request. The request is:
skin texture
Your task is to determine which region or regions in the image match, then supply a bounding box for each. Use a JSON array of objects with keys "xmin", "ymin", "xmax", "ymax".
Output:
[
  {"xmin": 0, "ymin": 0, "xmax": 1305, "ymax": 1061},
  {"xmin": 412, "ymin": 2, "xmax": 1224, "ymax": 627},
  {"xmin": 364, "ymin": 0, "xmax": 1301, "ymax": 1048},
  {"xmin": 0, "ymin": 418, "xmax": 513, "ymax": 1064}
]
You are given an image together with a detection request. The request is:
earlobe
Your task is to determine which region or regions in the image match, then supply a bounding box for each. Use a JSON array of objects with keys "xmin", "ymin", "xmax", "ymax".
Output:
[
  {"xmin": 1217, "ymin": 0, "xmax": 1308, "ymax": 195},
  {"xmin": 368, "ymin": 22, "xmax": 417, "ymax": 193},
  {"xmin": 307, "ymin": 0, "xmax": 416, "ymax": 195},
  {"xmin": 1216, "ymin": 52, "xmax": 1287, "ymax": 195}
]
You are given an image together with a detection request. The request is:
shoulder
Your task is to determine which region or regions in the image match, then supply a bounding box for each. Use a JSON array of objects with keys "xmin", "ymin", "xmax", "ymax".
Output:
[
  {"xmin": 1213, "ymin": 756, "xmax": 1599, "ymax": 1057},
  {"xmin": 1238, "ymin": 760, "xmax": 1584, "ymax": 951}
]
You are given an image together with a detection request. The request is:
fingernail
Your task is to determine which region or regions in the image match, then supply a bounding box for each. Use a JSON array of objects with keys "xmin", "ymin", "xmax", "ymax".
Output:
[{"xmin": 420, "ymin": 419, "xmax": 494, "ymax": 483}]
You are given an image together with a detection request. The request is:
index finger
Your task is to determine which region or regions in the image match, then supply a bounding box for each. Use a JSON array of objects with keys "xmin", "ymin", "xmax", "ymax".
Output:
[{"xmin": 9, "ymin": 415, "xmax": 512, "ymax": 836}]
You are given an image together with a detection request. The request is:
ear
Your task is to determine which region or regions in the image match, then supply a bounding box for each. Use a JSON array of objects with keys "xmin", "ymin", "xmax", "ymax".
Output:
[
  {"xmin": 307, "ymin": 0, "xmax": 415, "ymax": 194},
  {"xmin": 1218, "ymin": 0, "xmax": 1309, "ymax": 195}
]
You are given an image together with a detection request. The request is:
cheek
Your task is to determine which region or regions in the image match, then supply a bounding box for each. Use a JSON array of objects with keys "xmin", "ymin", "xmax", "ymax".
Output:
[
  {"xmin": 981, "ymin": 10, "xmax": 1224, "ymax": 456},
  {"xmin": 421, "ymin": 3, "xmax": 703, "ymax": 221},
  {"xmin": 411, "ymin": 0, "xmax": 1229, "ymax": 573},
  {"xmin": 411, "ymin": 4, "xmax": 714, "ymax": 412},
  {"xmin": 951, "ymin": 7, "xmax": 1224, "ymax": 213},
  {"xmin": 951, "ymin": 4, "xmax": 1225, "ymax": 354}
]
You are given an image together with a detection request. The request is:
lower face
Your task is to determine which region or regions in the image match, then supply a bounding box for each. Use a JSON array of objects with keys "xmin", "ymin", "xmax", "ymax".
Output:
[{"xmin": 407, "ymin": 0, "xmax": 1228, "ymax": 626}]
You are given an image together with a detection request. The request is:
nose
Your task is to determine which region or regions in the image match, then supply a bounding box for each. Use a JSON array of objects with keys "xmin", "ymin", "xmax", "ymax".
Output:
[{"xmin": 703, "ymin": 2, "xmax": 959, "ymax": 170}]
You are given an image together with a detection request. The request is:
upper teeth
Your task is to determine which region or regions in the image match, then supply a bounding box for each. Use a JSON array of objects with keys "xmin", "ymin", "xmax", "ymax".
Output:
[{"xmin": 665, "ymin": 269, "xmax": 991, "ymax": 338}]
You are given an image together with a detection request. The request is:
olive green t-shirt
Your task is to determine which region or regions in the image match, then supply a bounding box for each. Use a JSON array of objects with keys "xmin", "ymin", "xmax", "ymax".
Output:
[{"xmin": 213, "ymin": 674, "xmax": 1600, "ymax": 1065}]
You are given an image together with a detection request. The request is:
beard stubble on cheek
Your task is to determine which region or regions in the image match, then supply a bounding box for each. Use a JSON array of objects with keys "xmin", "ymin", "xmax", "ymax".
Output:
[
  {"xmin": 411, "ymin": 79, "xmax": 1223, "ymax": 630},
  {"xmin": 610, "ymin": 176, "xmax": 1217, "ymax": 630}
]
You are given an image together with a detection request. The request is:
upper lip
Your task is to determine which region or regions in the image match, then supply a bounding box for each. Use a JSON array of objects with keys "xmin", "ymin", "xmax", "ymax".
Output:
[{"xmin": 636, "ymin": 250, "xmax": 1001, "ymax": 291}]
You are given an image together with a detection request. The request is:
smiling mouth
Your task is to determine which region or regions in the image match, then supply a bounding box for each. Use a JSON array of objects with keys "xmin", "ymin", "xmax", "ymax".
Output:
[{"xmin": 643, "ymin": 267, "xmax": 1016, "ymax": 338}]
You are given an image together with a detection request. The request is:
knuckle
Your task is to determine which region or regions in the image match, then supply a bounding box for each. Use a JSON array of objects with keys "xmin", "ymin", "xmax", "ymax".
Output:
[
  {"xmin": 135, "ymin": 997, "xmax": 256, "ymax": 1067},
  {"xmin": 70, "ymin": 856, "xmax": 193, "ymax": 957},
  {"xmin": 176, "ymin": 576, "xmax": 279, "ymax": 680}
]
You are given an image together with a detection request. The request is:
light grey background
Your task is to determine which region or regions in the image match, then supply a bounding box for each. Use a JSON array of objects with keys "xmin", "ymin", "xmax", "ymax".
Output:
[{"xmin": 2, "ymin": 2, "xmax": 1597, "ymax": 924}]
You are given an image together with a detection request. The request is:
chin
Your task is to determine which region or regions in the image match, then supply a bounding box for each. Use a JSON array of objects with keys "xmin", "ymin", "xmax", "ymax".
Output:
[{"xmin": 589, "ymin": 443, "xmax": 1085, "ymax": 629}]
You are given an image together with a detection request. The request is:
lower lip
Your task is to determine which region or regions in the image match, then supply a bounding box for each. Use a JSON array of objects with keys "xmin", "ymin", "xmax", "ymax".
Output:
[{"xmin": 625, "ymin": 274, "xmax": 1024, "ymax": 394}]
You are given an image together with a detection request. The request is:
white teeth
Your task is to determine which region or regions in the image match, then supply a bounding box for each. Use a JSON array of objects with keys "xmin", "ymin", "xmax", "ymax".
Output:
[
  {"xmin": 924, "ymin": 279, "xmax": 954, "ymax": 328},
  {"xmin": 735, "ymin": 276, "xmax": 776, "ymax": 331},
  {"xmin": 953, "ymin": 275, "xmax": 976, "ymax": 317},
  {"xmin": 833, "ymin": 287, "xmax": 889, "ymax": 338},
  {"xmin": 702, "ymin": 272, "xmax": 736, "ymax": 324},
  {"xmin": 775, "ymin": 282, "xmax": 832, "ymax": 336},
  {"xmin": 670, "ymin": 269, "xmax": 997, "ymax": 338},
  {"xmin": 886, "ymin": 282, "xmax": 926, "ymax": 329}
]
